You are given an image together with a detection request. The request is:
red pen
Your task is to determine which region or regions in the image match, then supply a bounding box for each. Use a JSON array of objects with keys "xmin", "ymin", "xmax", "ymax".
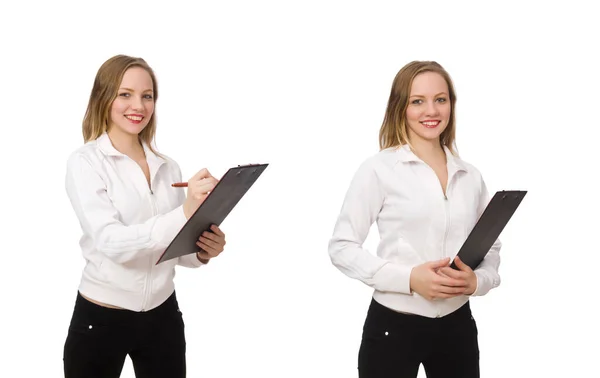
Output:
[{"xmin": 172, "ymin": 163, "xmax": 260, "ymax": 188}]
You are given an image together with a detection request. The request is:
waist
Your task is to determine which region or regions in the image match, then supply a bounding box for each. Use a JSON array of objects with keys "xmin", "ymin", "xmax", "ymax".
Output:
[
  {"xmin": 373, "ymin": 290, "xmax": 469, "ymax": 318},
  {"xmin": 78, "ymin": 273, "xmax": 176, "ymax": 312},
  {"xmin": 74, "ymin": 290, "xmax": 180, "ymax": 320},
  {"xmin": 80, "ymin": 293, "xmax": 125, "ymax": 310}
]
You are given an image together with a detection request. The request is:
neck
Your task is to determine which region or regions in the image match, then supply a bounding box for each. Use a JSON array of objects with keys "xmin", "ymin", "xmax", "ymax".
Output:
[
  {"xmin": 107, "ymin": 127, "xmax": 144, "ymax": 158},
  {"xmin": 409, "ymin": 137, "xmax": 445, "ymax": 162}
]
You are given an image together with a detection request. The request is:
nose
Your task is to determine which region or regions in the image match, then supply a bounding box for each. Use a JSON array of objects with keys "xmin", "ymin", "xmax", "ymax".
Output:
[
  {"xmin": 131, "ymin": 95, "xmax": 144, "ymax": 111},
  {"xmin": 425, "ymin": 100, "xmax": 439, "ymax": 117}
]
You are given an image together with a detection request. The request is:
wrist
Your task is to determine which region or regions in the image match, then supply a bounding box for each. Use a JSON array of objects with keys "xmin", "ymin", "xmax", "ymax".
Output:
[
  {"xmin": 196, "ymin": 253, "xmax": 210, "ymax": 264},
  {"xmin": 183, "ymin": 203, "xmax": 193, "ymax": 219},
  {"xmin": 464, "ymin": 274, "xmax": 477, "ymax": 296}
]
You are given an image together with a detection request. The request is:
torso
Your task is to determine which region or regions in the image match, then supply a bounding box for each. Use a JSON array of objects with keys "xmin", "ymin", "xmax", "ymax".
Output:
[
  {"xmin": 82, "ymin": 149, "xmax": 149, "ymax": 311},
  {"xmin": 418, "ymin": 151, "xmax": 449, "ymax": 197},
  {"xmin": 430, "ymin": 161, "xmax": 449, "ymax": 197},
  {"xmin": 136, "ymin": 158, "xmax": 151, "ymax": 189}
]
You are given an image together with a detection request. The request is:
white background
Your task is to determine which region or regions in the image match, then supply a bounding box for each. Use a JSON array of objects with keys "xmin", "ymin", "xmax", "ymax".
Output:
[{"xmin": 1, "ymin": 0, "xmax": 598, "ymax": 377}]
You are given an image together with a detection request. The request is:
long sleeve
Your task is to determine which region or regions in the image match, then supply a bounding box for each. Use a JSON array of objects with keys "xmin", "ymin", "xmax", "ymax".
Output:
[
  {"xmin": 328, "ymin": 160, "xmax": 414, "ymax": 295},
  {"xmin": 177, "ymin": 253, "xmax": 205, "ymax": 268},
  {"xmin": 173, "ymin": 164, "xmax": 205, "ymax": 268},
  {"xmin": 471, "ymin": 175, "xmax": 502, "ymax": 296},
  {"xmin": 66, "ymin": 153, "xmax": 187, "ymax": 264}
]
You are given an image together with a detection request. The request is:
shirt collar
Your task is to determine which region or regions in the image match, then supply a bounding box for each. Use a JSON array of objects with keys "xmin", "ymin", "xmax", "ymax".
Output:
[
  {"xmin": 96, "ymin": 132, "xmax": 164, "ymax": 164},
  {"xmin": 396, "ymin": 143, "xmax": 469, "ymax": 173}
]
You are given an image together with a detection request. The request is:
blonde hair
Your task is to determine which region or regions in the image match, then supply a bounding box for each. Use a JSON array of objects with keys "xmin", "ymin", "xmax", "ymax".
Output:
[
  {"xmin": 82, "ymin": 55, "xmax": 160, "ymax": 155},
  {"xmin": 379, "ymin": 61, "xmax": 458, "ymax": 154}
]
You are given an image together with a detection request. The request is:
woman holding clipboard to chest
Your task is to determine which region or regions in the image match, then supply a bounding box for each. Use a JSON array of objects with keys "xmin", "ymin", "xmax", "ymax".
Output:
[
  {"xmin": 328, "ymin": 61, "xmax": 502, "ymax": 378},
  {"xmin": 63, "ymin": 55, "xmax": 226, "ymax": 378}
]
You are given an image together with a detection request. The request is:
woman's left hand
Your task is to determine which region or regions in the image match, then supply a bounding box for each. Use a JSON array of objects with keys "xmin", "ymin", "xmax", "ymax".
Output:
[
  {"xmin": 437, "ymin": 256, "xmax": 477, "ymax": 296},
  {"xmin": 196, "ymin": 225, "xmax": 226, "ymax": 263}
]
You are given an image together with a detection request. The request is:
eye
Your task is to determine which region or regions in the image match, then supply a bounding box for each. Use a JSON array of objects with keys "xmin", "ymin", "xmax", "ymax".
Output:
[
  {"xmin": 144, "ymin": 94, "xmax": 154, "ymax": 100},
  {"xmin": 411, "ymin": 99, "xmax": 423, "ymax": 105},
  {"xmin": 436, "ymin": 97, "xmax": 447, "ymax": 103},
  {"xmin": 119, "ymin": 92, "xmax": 130, "ymax": 98}
]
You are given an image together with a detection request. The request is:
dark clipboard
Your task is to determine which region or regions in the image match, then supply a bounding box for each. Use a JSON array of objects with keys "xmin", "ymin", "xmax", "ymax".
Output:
[
  {"xmin": 156, "ymin": 163, "xmax": 269, "ymax": 264},
  {"xmin": 451, "ymin": 190, "xmax": 527, "ymax": 270}
]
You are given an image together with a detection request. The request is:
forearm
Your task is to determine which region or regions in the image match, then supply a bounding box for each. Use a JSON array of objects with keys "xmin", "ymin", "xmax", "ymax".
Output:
[{"xmin": 471, "ymin": 239, "xmax": 501, "ymax": 296}]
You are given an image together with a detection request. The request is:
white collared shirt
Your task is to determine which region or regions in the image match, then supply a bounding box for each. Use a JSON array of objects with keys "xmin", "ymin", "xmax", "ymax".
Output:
[
  {"xmin": 328, "ymin": 145, "xmax": 501, "ymax": 318},
  {"xmin": 65, "ymin": 132, "xmax": 203, "ymax": 312}
]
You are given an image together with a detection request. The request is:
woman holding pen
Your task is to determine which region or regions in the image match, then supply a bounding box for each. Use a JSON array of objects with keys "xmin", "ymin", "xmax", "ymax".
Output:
[
  {"xmin": 63, "ymin": 54, "xmax": 226, "ymax": 378},
  {"xmin": 328, "ymin": 61, "xmax": 501, "ymax": 378}
]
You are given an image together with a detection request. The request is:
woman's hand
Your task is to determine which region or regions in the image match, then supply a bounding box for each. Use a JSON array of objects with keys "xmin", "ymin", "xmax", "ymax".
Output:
[
  {"xmin": 183, "ymin": 168, "xmax": 218, "ymax": 219},
  {"xmin": 196, "ymin": 225, "xmax": 226, "ymax": 263},
  {"xmin": 410, "ymin": 258, "xmax": 468, "ymax": 300},
  {"xmin": 437, "ymin": 256, "xmax": 477, "ymax": 296}
]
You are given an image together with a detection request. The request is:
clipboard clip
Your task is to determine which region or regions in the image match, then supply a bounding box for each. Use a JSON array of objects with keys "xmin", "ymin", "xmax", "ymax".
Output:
[{"xmin": 237, "ymin": 163, "xmax": 262, "ymax": 174}]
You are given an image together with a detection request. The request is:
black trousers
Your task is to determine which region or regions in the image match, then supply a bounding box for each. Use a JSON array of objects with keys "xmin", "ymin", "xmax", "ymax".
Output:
[
  {"xmin": 63, "ymin": 291, "xmax": 186, "ymax": 378},
  {"xmin": 358, "ymin": 299, "xmax": 480, "ymax": 378}
]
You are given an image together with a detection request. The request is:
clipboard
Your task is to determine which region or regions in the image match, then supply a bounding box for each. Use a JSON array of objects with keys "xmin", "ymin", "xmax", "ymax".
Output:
[
  {"xmin": 451, "ymin": 190, "xmax": 527, "ymax": 270},
  {"xmin": 156, "ymin": 163, "xmax": 269, "ymax": 264}
]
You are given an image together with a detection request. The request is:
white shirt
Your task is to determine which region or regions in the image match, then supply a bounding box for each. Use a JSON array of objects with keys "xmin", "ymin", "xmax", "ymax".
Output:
[
  {"xmin": 65, "ymin": 132, "xmax": 203, "ymax": 312},
  {"xmin": 328, "ymin": 144, "xmax": 501, "ymax": 318}
]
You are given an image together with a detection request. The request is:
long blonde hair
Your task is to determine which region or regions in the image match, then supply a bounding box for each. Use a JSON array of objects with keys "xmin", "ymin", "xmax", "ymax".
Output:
[
  {"xmin": 379, "ymin": 61, "xmax": 458, "ymax": 154},
  {"xmin": 82, "ymin": 55, "xmax": 160, "ymax": 155}
]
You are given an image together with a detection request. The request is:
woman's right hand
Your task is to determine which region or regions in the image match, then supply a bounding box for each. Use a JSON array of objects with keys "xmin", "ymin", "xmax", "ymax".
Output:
[
  {"xmin": 409, "ymin": 258, "xmax": 468, "ymax": 300},
  {"xmin": 183, "ymin": 168, "xmax": 218, "ymax": 219}
]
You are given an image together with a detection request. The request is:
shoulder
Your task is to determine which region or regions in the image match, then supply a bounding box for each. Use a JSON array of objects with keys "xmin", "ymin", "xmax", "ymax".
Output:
[
  {"xmin": 453, "ymin": 153, "xmax": 487, "ymax": 192},
  {"xmin": 458, "ymin": 155, "xmax": 482, "ymax": 176},
  {"xmin": 157, "ymin": 152, "xmax": 182, "ymax": 173},
  {"xmin": 359, "ymin": 148, "xmax": 399, "ymax": 171},
  {"xmin": 142, "ymin": 139, "xmax": 181, "ymax": 174},
  {"xmin": 350, "ymin": 148, "xmax": 400, "ymax": 185},
  {"xmin": 66, "ymin": 140, "xmax": 106, "ymax": 172}
]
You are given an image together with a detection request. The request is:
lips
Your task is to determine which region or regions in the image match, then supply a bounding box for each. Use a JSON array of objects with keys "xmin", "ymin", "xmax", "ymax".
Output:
[
  {"xmin": 125, "ymin": 114, "xmax": 144, "ymax": 124},
  {"xmin": 420, "ymin": 120, "xmax": 441, "ymax": 128}
]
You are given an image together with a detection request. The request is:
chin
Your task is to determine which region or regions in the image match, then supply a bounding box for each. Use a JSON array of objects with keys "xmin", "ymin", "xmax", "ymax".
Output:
[
  {"xmin": 120, "ymin": 123, "xmax": 148, "ymax": 136},
  {"xmin": 417, "ymin": 130, "xmax": 445, "ymax": 141}
]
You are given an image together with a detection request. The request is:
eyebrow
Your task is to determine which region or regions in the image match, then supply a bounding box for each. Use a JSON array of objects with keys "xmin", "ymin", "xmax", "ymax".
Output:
[
  {"xmin": 119, "ymin": 87, "xmax": 154, "ymax": 93},
  {"xmin": 409, "ymin": 92, "xmax": 448, "ymax": 98}
]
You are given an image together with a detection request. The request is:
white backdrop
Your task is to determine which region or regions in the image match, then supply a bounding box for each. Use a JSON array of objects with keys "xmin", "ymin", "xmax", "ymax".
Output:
[{"xmin": 1, "ymin": 1, "xmax": 598, "ymax": 377}]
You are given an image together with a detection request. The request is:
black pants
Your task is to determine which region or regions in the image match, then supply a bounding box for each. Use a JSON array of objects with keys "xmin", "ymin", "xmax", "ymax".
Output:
[
  {"xmin": 358, "ymin": 299, "xmax": 479, "ymax": 378},
  {"xmin": 63, "ymin": 291, "xmax": 186, "ymax": 378}
]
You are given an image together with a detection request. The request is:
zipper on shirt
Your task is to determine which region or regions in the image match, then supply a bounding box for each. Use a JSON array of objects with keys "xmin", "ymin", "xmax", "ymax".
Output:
[
  {"xmin": 126, "ymin": 157, "xmax": 154, "ymax": 311},
  {"xmin": 140, "ymin": 190, "xmax": 158, "ymax": 312},
  {"xmin": 140, "ymin": 170, "xmax": 161, "ymax": 311},
  {"xmin": 442, "ymin": 196, "xmax": 451, "ymax": 258},
  {"xmin": 124, "ymin": 155, "xmax": 165, "ymax": 312},
  {"xmin": 441, "ymin": 170, "xmax": 459, "ymax": 259}
]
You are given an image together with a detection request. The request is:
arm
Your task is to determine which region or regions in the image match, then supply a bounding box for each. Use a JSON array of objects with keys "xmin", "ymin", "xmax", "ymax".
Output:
[
  {"xmin": 178, "ymin": 252, "xmax": 208, "ymax": 268},
  {"xmin": 471, "ymin": 175, "xmax": 502, "ymax": 296},
  {"xmin": 172, "ymin": 163, "xmax": 206, "ymax": 268},
  {"xmin": 328, "ymin": 160, "xmax": 414, "ymax": 295},
  {"xmin": 66, "ymin": 153, "xmax": 187, "ymax": 264}
]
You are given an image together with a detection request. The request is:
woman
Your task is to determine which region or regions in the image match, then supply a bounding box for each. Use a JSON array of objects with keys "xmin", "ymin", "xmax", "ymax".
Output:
[
  {"xmin": 328, "ymin": 61, "xmax": 501, "ymax": 378},
  {"xmin": 63, "ymin": 54, "xmax": 226, "ymax": 378}
]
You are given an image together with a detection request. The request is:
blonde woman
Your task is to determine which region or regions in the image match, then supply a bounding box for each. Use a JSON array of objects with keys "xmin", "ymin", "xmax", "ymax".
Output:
[
  {"xmin": 329, "ymin": 61, "xmax": 501, "ymax": 378},
  {"xmin": 63, "ymin": 55, "xmax": 226, "ymax": 378}
]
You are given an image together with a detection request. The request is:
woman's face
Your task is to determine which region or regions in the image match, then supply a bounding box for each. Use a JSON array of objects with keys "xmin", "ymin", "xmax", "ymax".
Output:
[
  {"xmin": 108, "ymin": 67, "xmax": 155, "ymax": 136},
  {"xmin": 405, "ymin": 71, "xmax": 451, "ymax": 144}
]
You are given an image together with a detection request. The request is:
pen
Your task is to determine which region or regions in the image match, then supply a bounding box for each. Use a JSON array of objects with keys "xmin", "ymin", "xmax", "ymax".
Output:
[{"xmin": 172, "ymin": 163, "xmax": 263, "ymax": 188}]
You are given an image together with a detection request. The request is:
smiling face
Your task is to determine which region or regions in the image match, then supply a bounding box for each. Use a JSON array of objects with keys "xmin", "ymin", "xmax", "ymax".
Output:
[
  {"xmin": 108, "ymin": 66, "xmax": 155, "ymax": 137},
  {"xmin": 405, "ymin": 71, "xmax": 451, "ymax": 144}
]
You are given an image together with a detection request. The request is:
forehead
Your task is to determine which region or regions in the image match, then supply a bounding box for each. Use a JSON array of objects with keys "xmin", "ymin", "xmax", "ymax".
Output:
[
  {"xmin": 119, "ymin": 67, "xmax": 153, "ymax": 89},
  {"xmin": 410, "ymin": 71, "xmax": 448, "ymax": 95}
]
